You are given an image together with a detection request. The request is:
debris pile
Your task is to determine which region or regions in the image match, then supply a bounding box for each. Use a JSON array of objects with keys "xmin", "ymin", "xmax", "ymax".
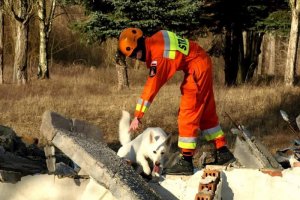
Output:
[
  {"xmin": 274, "ymin": 110, "xmax": 300, "ymax": 168},
  {"xmin": 1, "ymin": 110, "xmax": 300, "ymax": 200}
]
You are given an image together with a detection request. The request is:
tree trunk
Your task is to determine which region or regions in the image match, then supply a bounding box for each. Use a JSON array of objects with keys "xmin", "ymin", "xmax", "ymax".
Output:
[
  {"xmin": 37, "ymin": 0, "xmax": 56, "ymax": 79},
  {"xmin": 245, "ymin": 32, "xmax": 263, "ymax": 81},
  {"xmin": 268, "ymin": 33, "xmax": 276, "ymax": 75},
  {"xmin": 285, "ymin": 0, "xmax": 299, "ymax": 86},
  {"xmin": 0, "ymin": 1, "xmax": 3, "ymax": 84},
  {"xmin": 116, "ymin": 64, "xmax": 129, "ymax": 90},
  {"xmin": 37, "ymin": 0, "xmax": 49, "ymax": 79},
  {"xmin": 240, "ymin": 31, "xmax": 264, "ymax": 82},
  {"xmin": 13, "ymin": 22, "xmax": 28, "ymax": 84},
  {"xmin": 224, "ymin": 23, "xmax": 241, "ymax": 86},
  {"xmin": 257, "ymin": 35, "xmax": 265, "ymax": 76},
  {"xmin": 10, "ymin": 0, "xmax": 32, "ymax": 85},
  {"xmin": 115, "ymin": 49, "xmax": 129, "ymax": 90}
]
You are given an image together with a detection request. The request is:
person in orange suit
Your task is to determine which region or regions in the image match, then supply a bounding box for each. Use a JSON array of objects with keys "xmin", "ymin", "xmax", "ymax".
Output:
[{"xmin": 118, "ymin": 28, "xmax": 235, "ymax": 175}]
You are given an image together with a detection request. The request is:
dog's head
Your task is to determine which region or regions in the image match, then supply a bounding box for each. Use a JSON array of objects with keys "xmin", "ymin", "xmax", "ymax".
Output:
[{"xmin": 147, "ymin": 129, "xmax": 172, "ymax": 168}]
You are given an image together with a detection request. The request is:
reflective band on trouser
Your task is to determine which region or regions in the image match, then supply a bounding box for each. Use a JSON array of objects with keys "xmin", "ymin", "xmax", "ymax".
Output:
[
  {"xmin": 135, "ymin": 98, "xmax": 151, "ymax": 114},
  {"xmin": 202, "ymin": 124, "xmax": 224, "ymax": 141},
  {"xmin": 178, "ymin": 136, "xmax": 197, "ymax": 149},
  {"xmin": 161, "ymin": 30, "xmax": 189, "ymax": 59}
]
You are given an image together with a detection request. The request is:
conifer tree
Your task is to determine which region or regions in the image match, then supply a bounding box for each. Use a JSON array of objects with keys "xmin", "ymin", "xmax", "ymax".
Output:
[
  {"xmin": 72, "ymin": 0, "xmax": 204, "ymax": 41},
  {"xmin": 65, "ymin": 0, "xmax": 291, "ymax": 85}
]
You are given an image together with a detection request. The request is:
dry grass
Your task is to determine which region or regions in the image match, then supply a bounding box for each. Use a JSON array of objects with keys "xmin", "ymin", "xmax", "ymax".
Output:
[{"xmin": 0, "ymin": 63, "xmax": 300, "ymax": 155}]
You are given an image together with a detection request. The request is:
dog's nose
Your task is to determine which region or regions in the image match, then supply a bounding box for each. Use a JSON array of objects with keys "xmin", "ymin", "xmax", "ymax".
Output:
[{"xmin": 155, "ymin": 161, "xmax": 160, "ymax": 166}]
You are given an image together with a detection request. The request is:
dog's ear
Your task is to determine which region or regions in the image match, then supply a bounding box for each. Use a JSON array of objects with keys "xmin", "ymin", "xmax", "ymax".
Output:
[{"xmin": 149, "ymin": 131, "xmax": 154, "ymax": 144}]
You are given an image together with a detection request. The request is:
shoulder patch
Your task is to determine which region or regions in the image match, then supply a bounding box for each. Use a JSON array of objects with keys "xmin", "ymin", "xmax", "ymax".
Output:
[
  {"xmin": 149, "ymin": 66, "xmax": 156, "ymax": 77},
  {"xmin": 149, "ymin": 61, "xmax": 157, "ymax": 77}
]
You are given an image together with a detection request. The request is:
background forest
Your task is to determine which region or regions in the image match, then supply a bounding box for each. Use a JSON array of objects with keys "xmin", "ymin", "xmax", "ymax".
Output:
[{"xmin": 0, "ymin": 0, "xmax": 300, "ymax": 154}]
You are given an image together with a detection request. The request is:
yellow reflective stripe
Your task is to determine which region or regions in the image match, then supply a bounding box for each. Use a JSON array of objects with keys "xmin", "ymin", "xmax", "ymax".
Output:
[
  {"xmin": 169, "ymin": 51, "xmax": 176, "ymax": 59},
  {"xmin": 135, "ymin": 98, "xmax": 151, "ymax": 114},
  {"xmin": 178, "ymin": 141, "xmax": 196, "ymax": 149},
  {"xmin": 205, "ymin": 129, "xmax": 224, "ymax": 141},
  {"xmin": 142, "ymin": 106, "xmax": 148, "ymax": 112},
  {"xmin": 136, "ymin": 104, "xmax": 142, "ymax": 111},
  {"xmin": 136, "ymin": 104, "xmax": 149, "ymax": 113},
  {"xmin": 168, "ymin": 31, "xmax": 177, "ymax": 50},
  {"xmin": 162, "ymin": 31, "xmax": 189, "ymax": 59},
  {"xmin": 168, "ymin": 31, "xmax": 189, "ymax": 56}
]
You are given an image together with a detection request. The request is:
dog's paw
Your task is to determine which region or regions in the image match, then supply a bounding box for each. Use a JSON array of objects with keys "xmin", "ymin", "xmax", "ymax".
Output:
[{"xmin": 142, "ymin": 166, "xmax": 151, "ymax": 175}]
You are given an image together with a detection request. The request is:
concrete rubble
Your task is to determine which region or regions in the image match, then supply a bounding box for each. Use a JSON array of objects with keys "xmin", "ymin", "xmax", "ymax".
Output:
[
  {"xmin": 1, "ymin": 110, "xmax": 300, "ymax": 200},
  {"xmin": 40, "ymin": 110, "xmax": 162, "ymax": 200}
]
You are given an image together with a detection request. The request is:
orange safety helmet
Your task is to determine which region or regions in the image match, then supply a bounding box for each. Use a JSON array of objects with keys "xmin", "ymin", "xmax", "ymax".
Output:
[{"xmin": 119, "ymin": 28, "xmax": 143, "ymax": 57}]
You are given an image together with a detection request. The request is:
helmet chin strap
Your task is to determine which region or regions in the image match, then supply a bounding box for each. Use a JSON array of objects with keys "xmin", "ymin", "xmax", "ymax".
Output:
[
  {"xmin": 129, "ymin": 37, "xmax": 146, "ymax": 61},
  {"xmin": 136, "ymin": 37, "xmax": 146, "ymax": 62}
]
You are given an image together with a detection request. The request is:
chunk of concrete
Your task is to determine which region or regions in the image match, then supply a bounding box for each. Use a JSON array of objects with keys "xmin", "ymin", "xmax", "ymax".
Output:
[
  {"xmin": 52, "ymin": 130, "xmax": 161, "ymax": 200},
  {"xmin": 233, "ymin": 136, "xmax": 268, "ymax": 168},
  {"xmin": 40, "ymin": 111, "xmax": 161, "ymax": 200},
  {"xmin": 40, "ymin": 111, "xmax": 102, "ymax": 143},
  {"xmin": 72, "ymin": 119, "xmax": 102, "ymax": 142},
  {"xmin": 40, "ymin": 111, "xmax": 72, "ymax": 142}
]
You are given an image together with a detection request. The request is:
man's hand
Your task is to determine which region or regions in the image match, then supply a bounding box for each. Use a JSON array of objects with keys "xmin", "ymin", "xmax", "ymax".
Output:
[{"xmin": 129, "ymin": 117, "xmax": 141, "ymax": 132}]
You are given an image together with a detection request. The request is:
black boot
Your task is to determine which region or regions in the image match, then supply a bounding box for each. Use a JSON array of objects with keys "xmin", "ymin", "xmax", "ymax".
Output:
[
  {"xmin": 163, "ymin": 155, "xmax": 194, "ymax": 175},
  {"xmin": 215, "ymin": 146, "xmax": 235, "ymax": 165}
]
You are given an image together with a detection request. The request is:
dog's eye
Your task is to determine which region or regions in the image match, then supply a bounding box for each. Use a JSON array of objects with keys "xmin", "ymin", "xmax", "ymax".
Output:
[
  {"xmin": 161, "ymin": 152, "xmax": 165, "ymax": 155},
  {"xmin": 153, "ymin": 151, "xmax": 157, "ymax": 154}
]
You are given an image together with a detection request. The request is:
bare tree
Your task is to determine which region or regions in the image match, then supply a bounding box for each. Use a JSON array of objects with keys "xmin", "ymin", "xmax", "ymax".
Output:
[
  {"xmin": 285, "ymin": 0, "xmax": 300, "ymax": 86},
  {"xmin": 7, "ymin": 0, "xmax": 33, "ymax": 84},
  {"xmin": 0, "ymin": 1, "xmax": 3, "ymax": 84},
  {"xmin": 37, "ymin": 0, "xmax": 56, "ymax": 79},
  {"xmin": 115, "ymin": 49, "xmax": 129, "ymax": 90}
]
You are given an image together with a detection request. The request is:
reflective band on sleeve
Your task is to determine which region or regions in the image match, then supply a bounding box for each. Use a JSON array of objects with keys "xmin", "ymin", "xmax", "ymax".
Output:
[
  {"xmin": 162, "ymin": 31, "xmax": 171, "ymax": 58},
  {"xmin": 202, "ymin": 125, "xmax": 224, "ymax": 141},
  {"xmin": 178, "ymin": 136, "xmax": 197, "ymax": 149},
  {"xmin": 161, "ymin": 30, "xmax": 189, "ymax": 59},
  {"xmin": 135, "ymin": 98, "xmax": 151, "ymax": 114}
]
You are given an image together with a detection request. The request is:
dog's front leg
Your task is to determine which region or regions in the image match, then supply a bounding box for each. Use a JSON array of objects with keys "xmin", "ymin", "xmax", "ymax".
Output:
[{"xmin": 137, "ymin": 154, "xmax": 151, "ymax": 175}]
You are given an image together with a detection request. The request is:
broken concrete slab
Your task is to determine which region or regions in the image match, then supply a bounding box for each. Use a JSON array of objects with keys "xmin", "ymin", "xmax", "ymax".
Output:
[
  {"xmin": 52, "ymin": 130, "xmax": 161, "ymax": 200},
  {"xmin": 40, "ymin": 111, "xmax": 102, "ymax": 143},
  {"xmin": 233, "ymin": 136, "xmax": 264, "ymax": 168},
  {"xmin": 72, "ymin": 119, "xmax": 102, "ymax": 141},
  {"xmin": 41, "ymin": 111, "xmax": 162, "ymax": 200},
  {"xmin": 40, "ymin": 111, "xmax": 73, "ymax": 142},
  {"xmin": 233, "ymin": 136, "xmax": 282, "ymax": 169}
]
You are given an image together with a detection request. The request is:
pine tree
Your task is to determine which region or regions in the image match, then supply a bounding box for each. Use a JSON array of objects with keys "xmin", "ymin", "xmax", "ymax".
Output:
[
  {"xmin": 66, "ymin": 0, "xmax": 291, "ymax": 85},
  {"xmin": 72, "ymin": 0, "xmax": 204, "ymax": 42}
]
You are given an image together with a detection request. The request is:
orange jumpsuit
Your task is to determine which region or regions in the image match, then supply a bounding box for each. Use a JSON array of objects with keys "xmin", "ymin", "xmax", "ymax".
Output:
[{"xmin": 134, "ymin": 30, "xmax": 226, "ymax": 154}]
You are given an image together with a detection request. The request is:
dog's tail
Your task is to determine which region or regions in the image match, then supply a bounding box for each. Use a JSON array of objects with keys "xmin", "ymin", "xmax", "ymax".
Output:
[{"xmin": 119, "ymin": 110, "xmax": 131, "ymax": 146}]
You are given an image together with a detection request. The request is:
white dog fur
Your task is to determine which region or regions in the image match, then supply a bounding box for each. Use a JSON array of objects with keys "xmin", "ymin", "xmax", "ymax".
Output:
[{"xmin": 117, "ymin": 110, "xmax": 171, "ymax": 176}]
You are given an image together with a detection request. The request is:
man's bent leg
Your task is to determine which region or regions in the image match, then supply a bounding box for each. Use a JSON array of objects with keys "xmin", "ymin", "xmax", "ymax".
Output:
[
  {"xmin": 200, "ymin": 92, "xmax": 235, "ymax": 165},
  {"xmin": 163, "ymin": 78, "xmax": 203, "ymax": 175}
]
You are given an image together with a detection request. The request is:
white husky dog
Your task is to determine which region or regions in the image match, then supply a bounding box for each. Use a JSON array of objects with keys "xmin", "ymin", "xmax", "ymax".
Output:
[{"xmin": 117, "ymin": 110, "xmax": 171, "ymax": 176}]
